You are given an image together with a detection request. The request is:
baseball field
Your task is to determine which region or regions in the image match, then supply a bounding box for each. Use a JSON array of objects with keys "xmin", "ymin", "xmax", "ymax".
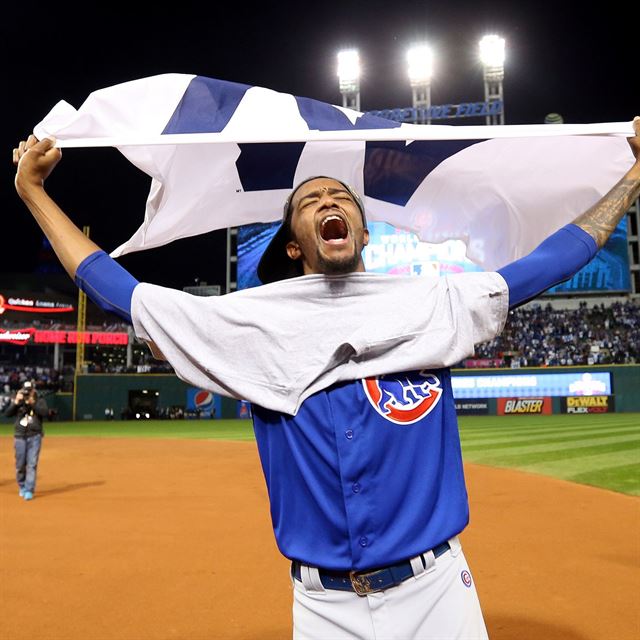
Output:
[{"xmin": 1, "ymin": 413, "xmax": 638, "ymax": 639}]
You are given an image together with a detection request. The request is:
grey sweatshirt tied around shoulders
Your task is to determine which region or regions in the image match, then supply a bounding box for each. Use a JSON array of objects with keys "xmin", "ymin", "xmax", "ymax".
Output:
[{"xmin": 131, "ymin": 271, "xmax": 509, "ymax": 416}]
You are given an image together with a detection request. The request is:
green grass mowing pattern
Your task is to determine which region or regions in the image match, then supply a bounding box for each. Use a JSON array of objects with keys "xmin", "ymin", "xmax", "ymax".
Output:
[
  {"xmin": 0, "ymin": 419, "xmax": 256, "ymax": 441},
  {"xmin": 460, "ymin": 426, "xmax": 639, "ymax": 452},
  {"xmin": 458, "ymin": 413, "xmax": 640, "ymax": 496},
  {"xmin": 2, "ymin": 413, "xmax": 638, "ymax": 495}
]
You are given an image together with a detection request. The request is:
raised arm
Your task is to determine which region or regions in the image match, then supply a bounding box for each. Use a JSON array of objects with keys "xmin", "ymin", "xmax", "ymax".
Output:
[
  {"xmin": 498, "ymin": 117, "xmax": 640, "ymax": 308},
  {"xmin": 573, "ymin": 117, "xmax": 640, "ymax": 246},
  {"xmin": 13, "ymin": 136, "xmax": 139, "ymax": 324},
  {"xmin": 13, "ymin": 136, "xmax": 102, "ymax": 278}
]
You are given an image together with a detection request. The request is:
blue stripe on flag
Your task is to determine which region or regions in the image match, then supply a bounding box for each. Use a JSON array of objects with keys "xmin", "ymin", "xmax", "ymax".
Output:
[
  {"xmin": 295, "ymin": 97, "xmax": 401, "ymax": 131},
  {"xmin": 363, "ymin": 139, "xmax": 485, "ymax": 206},
  {"xmin": 162, "ymin": 76, "xmax": 251, "ymax": 134},
  {"xmin": 236, "ymin": 143, "xmax": 306, "ymax": 191}
]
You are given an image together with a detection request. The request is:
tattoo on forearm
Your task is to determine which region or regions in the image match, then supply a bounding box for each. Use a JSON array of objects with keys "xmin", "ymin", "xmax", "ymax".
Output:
[{"xmin": 574, "ymin": 177, "xmax": 640, "ymax": 247}]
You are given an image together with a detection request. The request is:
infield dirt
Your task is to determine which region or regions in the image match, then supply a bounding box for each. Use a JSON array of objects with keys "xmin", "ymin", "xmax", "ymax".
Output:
[{"xmin": 1, "ymin": 437, "xmax": 638, "ymax": 640}]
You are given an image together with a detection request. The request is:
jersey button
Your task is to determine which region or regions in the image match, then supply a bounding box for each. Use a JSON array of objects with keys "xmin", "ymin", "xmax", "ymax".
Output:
[
  {"xmin": 359, "ymin": 536, "xmax": 368, "ymax": 547},
  {"xmin": 345, "ymin": 429, "xmax": 353, "ymax": 439},
  {"xmin": 352, "ymin": 482, "xmax": 361, "ymax": 493}
]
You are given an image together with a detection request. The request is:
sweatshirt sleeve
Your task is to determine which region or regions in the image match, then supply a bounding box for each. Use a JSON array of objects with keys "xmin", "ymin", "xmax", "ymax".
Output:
[
  {"xmin": 3, "ymin": 401, "xmax": 18, "ymax": 418},
  {"xmin": 34, "ymin": 399, "xmax": 49, "ymax": 419},
  {"xmin": 497, "ymin": 224, "xmax": 598, "ymax": 309},
  {"xmin": 74, "ymin": 251, "xmax": 139, "ymax": 323}
]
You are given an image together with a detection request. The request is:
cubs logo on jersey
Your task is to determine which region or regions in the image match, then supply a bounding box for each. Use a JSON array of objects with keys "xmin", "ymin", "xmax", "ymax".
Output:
[{"xmin": 362, "ymin": 370, "xmax": 443, "ymax": 425}]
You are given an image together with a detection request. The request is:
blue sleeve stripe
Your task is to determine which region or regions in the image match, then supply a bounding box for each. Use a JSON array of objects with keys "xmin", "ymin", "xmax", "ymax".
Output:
[
  {"xmin": 74, "ymin": 251, "xmax": 139, "ymax": 324},
  {"xmin": 563, "ymin": 223, "xmax": 599, "ymax": 256},
  {"xmin": 498, "ymin": 224, "xmax": 598, "ymax": 309}
]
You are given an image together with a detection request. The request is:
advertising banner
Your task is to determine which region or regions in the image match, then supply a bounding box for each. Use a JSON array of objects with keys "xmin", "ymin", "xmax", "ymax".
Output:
[
  {"xmin": 497, "ymin": 397, "xmax": 552, "ymax": 415},
  {"xmin": 0, "ymin": 293, "xmax": 74, "ymax": 314},
  {"xmin": 186, "ymin": 388, "xmax": 222, "ymax": 418},
  {"xmin": 453, "ymin": 371, "xmax": 612, "ymax": 399},
  {"xmin": 561, "ymin": 395, "xmax": 615, "ymax": 414},
  {"xmin": 454, "ymin": 399, "xmax": 489, "ymax": 415},
  {"xmin": 237, "ymin": 400, "xmax": 252, "ymax": 419},
  {"xmin": 0, "ymin": 328, "xmax": 128, "ymax": 346}
]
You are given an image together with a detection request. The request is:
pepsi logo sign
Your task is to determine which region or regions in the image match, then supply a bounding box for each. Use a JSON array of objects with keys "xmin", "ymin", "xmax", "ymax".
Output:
[
  {"xmin": 362, "ymin": 370, "xmax": 443, "ymax": 425},
  {"xmin": 194, "ymin": 390, "xmax": 214, "ymax": 410}
]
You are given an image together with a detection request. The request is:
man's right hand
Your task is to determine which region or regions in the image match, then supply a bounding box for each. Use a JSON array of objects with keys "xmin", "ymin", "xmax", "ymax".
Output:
[
  {"xmin": 10, "ymin": 134, "xmax": 102, "ymax": 280},
  {"xmin": 13, "ymin": 135, "xmax": 61, "ymax": 199}
]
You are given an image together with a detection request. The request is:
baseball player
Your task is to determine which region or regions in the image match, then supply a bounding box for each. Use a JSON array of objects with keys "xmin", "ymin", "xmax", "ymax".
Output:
[{"xmin": 12, "ymin": 118, "xmax": 640, "ymax": 639}]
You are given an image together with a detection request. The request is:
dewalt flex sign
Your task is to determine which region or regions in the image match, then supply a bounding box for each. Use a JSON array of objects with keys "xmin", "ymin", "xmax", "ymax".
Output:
[{"xmin": 561, "ymin": 396, "xmax": 615, "ymax": 414}]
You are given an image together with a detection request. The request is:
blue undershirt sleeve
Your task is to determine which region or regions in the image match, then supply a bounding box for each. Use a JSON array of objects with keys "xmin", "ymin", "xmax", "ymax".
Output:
[
  {"xmin": 74, "ymin": 250, "xmax": 139, "ymax": 324},
  {"xmin": 497, "ymin": 224, "xmax": 598, "ymax": 309}
]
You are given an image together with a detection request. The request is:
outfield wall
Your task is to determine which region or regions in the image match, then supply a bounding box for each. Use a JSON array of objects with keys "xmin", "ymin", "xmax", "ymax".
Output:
[
  {"xmin": 453, "ymin": 365, "xmax": 639, "ymax": 415},
  {"xmin": 4, "ymin": 365, "xmax": 637, "ymax": 422},
  {"xmin": 71, "ymin": 374, "xmax": 240, "ymax": 421}
]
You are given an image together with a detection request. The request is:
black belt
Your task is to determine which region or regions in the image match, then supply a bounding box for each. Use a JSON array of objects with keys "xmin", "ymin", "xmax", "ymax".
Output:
[{"xmin": 292, "ymin": 541, "xmax": 451, "ymax": 596}]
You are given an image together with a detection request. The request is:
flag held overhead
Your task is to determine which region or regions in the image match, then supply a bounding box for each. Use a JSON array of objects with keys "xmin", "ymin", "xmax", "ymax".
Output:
[{"xmin": 34, "ymin": 74, "xmax": 635, "ymax": 270}]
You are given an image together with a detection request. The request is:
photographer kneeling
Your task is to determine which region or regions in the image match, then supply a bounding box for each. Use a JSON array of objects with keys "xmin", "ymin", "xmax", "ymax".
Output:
[{"xmin": 4, "ymin": 381, "xmax": 48, "ymax": 501}]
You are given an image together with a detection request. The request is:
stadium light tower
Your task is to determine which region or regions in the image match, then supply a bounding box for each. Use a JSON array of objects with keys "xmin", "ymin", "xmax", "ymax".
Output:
[
  {"xmin": 337, "ymin": 49, "xmax": 361, "ymax": 111},
  {"xmin": 407, "ymin": 44, "xmax": 433, "ymax": 124},
  {"xmin": 479, "ymin": 35, "xmax": 505, "ymax": 125}
]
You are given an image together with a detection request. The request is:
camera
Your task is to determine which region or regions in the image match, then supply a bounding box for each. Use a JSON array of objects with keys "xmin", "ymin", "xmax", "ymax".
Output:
[{"xmin": 17, "ymin": 381, "xmax": 37, "ymax": 403}]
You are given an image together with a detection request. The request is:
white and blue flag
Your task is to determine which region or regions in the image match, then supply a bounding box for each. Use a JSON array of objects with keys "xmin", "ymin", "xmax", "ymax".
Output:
[{"xmin": 33, "ymin": 73, "xmax": 634, "ymax": 270}]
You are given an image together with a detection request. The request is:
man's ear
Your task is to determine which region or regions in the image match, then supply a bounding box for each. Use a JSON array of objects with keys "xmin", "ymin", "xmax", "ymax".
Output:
[
  {"xmin": 286, "ymin": 240, "xmax": 301, "ymax": 260},
  {"xmin": 362, "ymin": 228, "xmax": 370, "ymax": 247}
]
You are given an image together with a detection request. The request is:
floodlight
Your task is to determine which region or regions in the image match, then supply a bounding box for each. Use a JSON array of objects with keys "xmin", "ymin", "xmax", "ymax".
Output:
[
  {"xmin": 337, "ymin": 49, "xmax": 361, "ymax": 110},
  {"xmin": 407, "ymin": 45, "xmax": 433, "ymax": 86},
  {"xmin": 479, "ymin": 35, "xmax": 506, "ymax": 124},
  {"xmin": 337, "ymin": 49, "xmax": 360, "ymax": 88},
  {"xmin": 479, "ymin": 35, "xmax": 505, "ymax": 69}
]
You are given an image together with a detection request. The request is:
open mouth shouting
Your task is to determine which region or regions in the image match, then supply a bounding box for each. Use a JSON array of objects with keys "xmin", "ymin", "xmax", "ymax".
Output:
[
  {"xmin": 283, "ymin": 177, "xmax": 369, "ymax": 277},
  {"xmin": 319, "ymin": 213, "xmax": 350, "ymax": 245}
]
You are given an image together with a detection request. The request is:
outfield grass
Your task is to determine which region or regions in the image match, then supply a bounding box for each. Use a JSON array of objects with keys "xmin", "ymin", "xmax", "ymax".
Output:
[
  {"xmin": 1, "ymin": 413, "xmax": 638, "ymax": 495},
  {"xmin": 458, "ymin": 413, "xmax": 640, "ymax": 496},
  {"xmin": 0, "ymin": 419, "xmax": 256, "ymax": 441}
]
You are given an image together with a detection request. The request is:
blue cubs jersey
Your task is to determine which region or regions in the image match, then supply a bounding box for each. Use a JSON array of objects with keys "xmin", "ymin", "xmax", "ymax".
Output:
[{"xmin": 251, "ymin": 368, "xmax": 469, "ymax": 571}]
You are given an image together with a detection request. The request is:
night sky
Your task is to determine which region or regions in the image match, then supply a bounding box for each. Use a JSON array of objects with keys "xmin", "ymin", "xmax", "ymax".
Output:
[{"xmin": 2, "ymin": 1, "xmax": 635, "ymax": 293}]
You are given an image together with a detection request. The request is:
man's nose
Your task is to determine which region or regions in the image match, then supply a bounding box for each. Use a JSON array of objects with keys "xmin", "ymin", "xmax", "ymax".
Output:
[{"xmin": 317, "ymin": 191, "xmax": 338, "ymax": 209}]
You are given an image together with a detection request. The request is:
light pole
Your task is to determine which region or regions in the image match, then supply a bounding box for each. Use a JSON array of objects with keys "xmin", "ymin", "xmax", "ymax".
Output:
[
  {"xmin": 337, "ymin": 49, "xmax": 361, "ymax": 111},
  {"xmin": 407, "ymin": 45, "xmax": 433, "ymax": 124},
  {"xmin": 479, "ymin": 35, "xmax": 505, "ymax": 125}
]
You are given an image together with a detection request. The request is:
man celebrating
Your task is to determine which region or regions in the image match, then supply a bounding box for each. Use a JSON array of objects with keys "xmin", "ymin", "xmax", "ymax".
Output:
[{"xmin": 12, "ymin": 119, "xmax": 640, "ymax": 638}]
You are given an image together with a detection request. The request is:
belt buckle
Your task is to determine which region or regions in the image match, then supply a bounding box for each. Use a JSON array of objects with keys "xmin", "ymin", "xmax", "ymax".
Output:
[{"xmin": 349, "ymin": 570, "xmax": 378, "ymax": 596}]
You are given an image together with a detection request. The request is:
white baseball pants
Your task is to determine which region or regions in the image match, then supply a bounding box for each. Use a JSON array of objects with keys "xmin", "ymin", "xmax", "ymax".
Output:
[{"xmin": 292, "ymin": 537, "xmax": 489, "ymax": 640}]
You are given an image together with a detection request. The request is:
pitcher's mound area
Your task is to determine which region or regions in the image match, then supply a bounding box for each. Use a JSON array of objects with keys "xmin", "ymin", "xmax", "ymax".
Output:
[{"xmin": 1, "ymin": 437, "xmax": 637, "ymax": 640}]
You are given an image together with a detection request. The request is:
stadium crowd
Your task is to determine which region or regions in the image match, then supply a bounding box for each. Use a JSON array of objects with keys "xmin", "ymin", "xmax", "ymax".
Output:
[
  {"xmin": 468, "ymin": 300, "xmax": 639, "ymax": 367},
  {"xmin": 0, "ymin": 317, "xmax": 127, "ymax": 333},
  {"xmin": 0, "ymin": 365, "xmax": 69, "ymax": 392},
  {"xmin": 2, "ymin": 301, "xmax": 638, "ymax": 386}
]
